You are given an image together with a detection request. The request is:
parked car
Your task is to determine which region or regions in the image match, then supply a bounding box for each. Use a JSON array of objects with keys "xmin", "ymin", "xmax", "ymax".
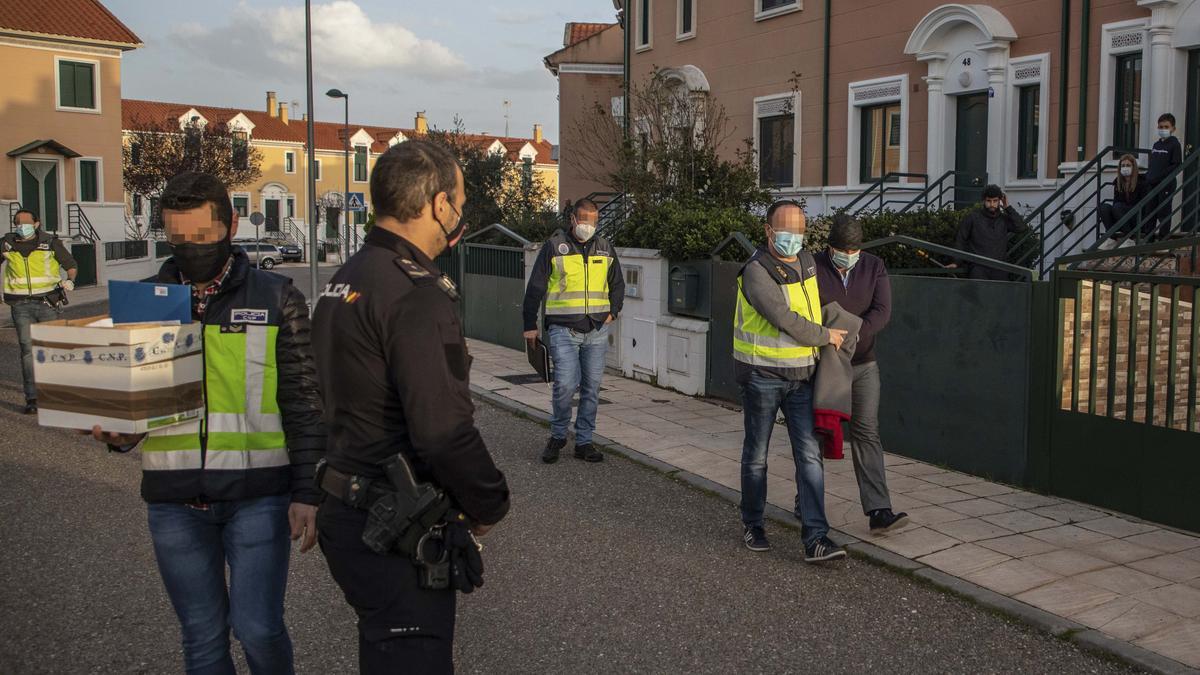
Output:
[
  {"xmin": 237, "ymin": 242, "xmax": 283, "ymax": 269},
  {"xmin": 278, "ymin": 244, "xmax": 303, "ymax": 263}
]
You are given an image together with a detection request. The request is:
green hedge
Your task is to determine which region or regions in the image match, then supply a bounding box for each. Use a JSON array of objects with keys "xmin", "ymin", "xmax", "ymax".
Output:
[{"xmin": 612, "ymin": 200, "xmax": 765, "ymax": 261}]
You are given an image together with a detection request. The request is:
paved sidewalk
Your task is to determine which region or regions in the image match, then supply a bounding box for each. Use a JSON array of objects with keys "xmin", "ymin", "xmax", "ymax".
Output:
[{"xmin": 468, "ymin": 339, "xmax": 1200, "ymax": 673}]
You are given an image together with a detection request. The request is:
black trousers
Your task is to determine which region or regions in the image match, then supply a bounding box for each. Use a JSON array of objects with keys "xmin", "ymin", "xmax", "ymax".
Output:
[
  {"xmin": 967, "ymin": 264, "xmax": 1010, "ymax": 281},
  {"xmin": 318, "ymin": 496, "xmax": 456, "ymax": 674}
]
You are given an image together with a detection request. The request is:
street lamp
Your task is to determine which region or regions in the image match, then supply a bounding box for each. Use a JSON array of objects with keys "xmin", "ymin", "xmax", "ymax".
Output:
[
  {"xmin": 326, "ymin": 88, "xmax": 351, "ymax": 260},
  {"xmin": 304, "ymin": 0, "xmax": 318, "ymax": 309}
]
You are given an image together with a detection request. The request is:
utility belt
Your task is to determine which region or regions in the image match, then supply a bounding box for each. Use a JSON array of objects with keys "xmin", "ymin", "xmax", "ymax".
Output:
[
  {"xmin": 6, "ymin": 288, "xmax": 67, "ymax": 308},
  {"xmin": 316, "ymin": 456, "xmax": 485, "ymax": 593}
]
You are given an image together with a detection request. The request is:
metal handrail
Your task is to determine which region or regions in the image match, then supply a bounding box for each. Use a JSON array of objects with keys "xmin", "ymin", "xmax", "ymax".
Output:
[
  {"xmin": 463, "ymin": 222, "xmax": 531, "ymax": 247},
  {"xmin": 1008, "ymin": 145, "xmax": 1149, "ymax": 273},
  {"xmin": 842, "ymin": 172, "xmax": 929, "ymax": 217},
  {"xmin": 1088, "ymin": 149, "xmax": 1200, "ymax": 259},
  {"xmin": 67, "ymin": 204, "xmax": 99, "ymax": 243},
  {"xmin": 896, "ymin": 170, "xmax": 966, "ymax": 214},
  {"xmin": 862, "ymin": 234, "xmax": 1036, "ymax": 280}
]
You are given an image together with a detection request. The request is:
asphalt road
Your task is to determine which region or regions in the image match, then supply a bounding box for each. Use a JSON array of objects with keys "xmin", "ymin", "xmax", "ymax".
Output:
[{"xmin": 0, "ymin": 313, "xmax": 1140, "ymax": 674}]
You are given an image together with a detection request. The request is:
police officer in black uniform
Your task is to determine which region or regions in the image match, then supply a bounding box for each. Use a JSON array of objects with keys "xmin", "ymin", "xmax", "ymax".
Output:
[{"xmin": 311, "ymin": 140, "xmax": 510, "ymax": 673}]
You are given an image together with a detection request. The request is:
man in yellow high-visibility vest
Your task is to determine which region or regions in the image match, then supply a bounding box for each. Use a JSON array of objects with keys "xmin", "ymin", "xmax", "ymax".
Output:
[
  {"xmin": 734, "ymin": 200, "xmax": 848, "ymax": 563},
  {"xmin": 522, "ymin": 198, "xmax": 625, "ymax": 464},
  {"xmin": 2, "ymin": 209, "xmax": 77, "ymax": 414}
]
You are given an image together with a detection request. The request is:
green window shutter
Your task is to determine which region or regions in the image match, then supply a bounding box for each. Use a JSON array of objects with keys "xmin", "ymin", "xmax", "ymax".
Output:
[
  {"xmin": 58, "ymin": 61, "xmax": 74, "ymax": 107},
  {"xmin": 59, "ymin": 61, "xmax": 95, "ymax": 108},
  {"xmin": 354, "ymin": 147, "xmax": 367, "ymax": 181},
  {"xmin": 79, "ymin": 160, "xmax": 98, "ymax": 202}
]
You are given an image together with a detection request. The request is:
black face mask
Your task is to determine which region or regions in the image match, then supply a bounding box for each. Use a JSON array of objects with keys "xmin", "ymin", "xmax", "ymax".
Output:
[
  {"xmin": 435, "ymin": 199, "xmax": 466, "ymax": 248},
  {"xmin": 171, "ymin": 238, "xmax": 232, "ymax": 283}
]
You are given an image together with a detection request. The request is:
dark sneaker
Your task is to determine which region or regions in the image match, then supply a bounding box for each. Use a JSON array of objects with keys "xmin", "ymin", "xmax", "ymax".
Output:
[
  {"xmin": 23, "ymin": 399, "xmax": 37, "ymax": 415},
  {"xmin": 869, "ymin": 509, "xmax": 909, "ymax": 532},
  {"xmin": 542, "ymin": 436, "xmax": 567, "ymax": 464},
  {"xmin": 805, "ymin": 536, "xmax": 847, "ymax": 563},
  {"xmin": 743, "ymin": 526, "xmax": 771, "ymax": 552},
  {"xmin": 574, "ymin": 443, "xmax": 603, "ymax": 462}
]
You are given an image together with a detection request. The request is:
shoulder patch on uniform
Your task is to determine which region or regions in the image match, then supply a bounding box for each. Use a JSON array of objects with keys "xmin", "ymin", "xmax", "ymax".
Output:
[
  {"xmin": 557, "ymin": 243, "xmax": 570, "ymax": 255},
  {"xmin": 230, "ymin": 308, "xmax": 269, "ymax": 324},
  {"xmin": 394, "ymin": 257, "xmax": 432, "ymax": 279}
]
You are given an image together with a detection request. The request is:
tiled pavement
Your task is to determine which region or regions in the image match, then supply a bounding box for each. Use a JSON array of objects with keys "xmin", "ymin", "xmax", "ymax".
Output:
[{"xmin": 468, "ymin": 339, "xmax": 1200, "ymax": 672}]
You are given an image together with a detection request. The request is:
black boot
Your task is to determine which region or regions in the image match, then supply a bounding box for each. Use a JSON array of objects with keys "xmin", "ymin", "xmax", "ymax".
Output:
[
  {"xmin": 542, "ymin": 436, "xmax": 567, "ymax": 464},
  {"xmin": 23, "ymin": 399, "xmax": 37, "ymax": 415},
  {"xmin": 573, "ymin": 443, "xmax": 603, "ymax": 462},
  {"xmin": 869, "ymin": 509, "xmax": 909, "ymax": 531}
]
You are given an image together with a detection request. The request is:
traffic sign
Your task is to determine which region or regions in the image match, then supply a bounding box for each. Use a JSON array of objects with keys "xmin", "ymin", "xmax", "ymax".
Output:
[
  {"xmin": 249, "ymin": 211, "xmax": 265, "ymax": 226},
  {"xmin": 347, "ymin": 192, "xmax": 366, "ymax": 212}
]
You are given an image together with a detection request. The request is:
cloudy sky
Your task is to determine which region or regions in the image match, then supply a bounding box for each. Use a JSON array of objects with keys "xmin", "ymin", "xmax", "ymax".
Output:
[{"xmin": 106, "ymin": 0, "xmax": 618, "ymax": 143}]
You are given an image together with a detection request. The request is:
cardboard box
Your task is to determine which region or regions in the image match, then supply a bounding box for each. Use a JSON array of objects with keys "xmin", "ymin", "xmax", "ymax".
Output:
[{"xmin": 31, "ymin": 316, "xmax": 204, "ymax": 434}]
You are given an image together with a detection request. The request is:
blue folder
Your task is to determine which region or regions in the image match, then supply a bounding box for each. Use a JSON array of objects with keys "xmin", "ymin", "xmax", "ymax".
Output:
[{"xmin": 108, "ymin": 280, "xmax": 193, "ymax": 324}]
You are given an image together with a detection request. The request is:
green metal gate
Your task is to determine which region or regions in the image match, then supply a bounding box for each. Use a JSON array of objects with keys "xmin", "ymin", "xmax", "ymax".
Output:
[
  {"xmin": 1049, "ymin": 238, "xmax": 1200, "ymax": 532},
  {"xmin": 706, "ymin": 233, "xmax": 757, "ymax": 402},
  {"xmin": 70, "ymin": 243, "xmax": 97, "ymax": 287},
  {"xmin": 460, "ymin": 225, "xmax": 529, "ymax": 351}
]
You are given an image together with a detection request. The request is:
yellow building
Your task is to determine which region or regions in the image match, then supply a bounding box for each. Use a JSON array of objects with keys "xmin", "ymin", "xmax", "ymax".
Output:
[
  {"xmin": 0, "ymin": 0, "xmax": 142, "ymax": 283},
  {"xmin": 123, "ymin": 93, "xmax": 560, "ymax": 255}
]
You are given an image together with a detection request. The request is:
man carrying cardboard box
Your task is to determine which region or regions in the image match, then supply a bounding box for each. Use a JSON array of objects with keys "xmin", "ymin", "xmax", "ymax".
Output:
[
  {"xmin": 87, "ymin": 172, "xmax": 325, "ymax": 675},
  {"xmin": 2, "ymin": 209, "xmax": 78, "ymax": 414}
]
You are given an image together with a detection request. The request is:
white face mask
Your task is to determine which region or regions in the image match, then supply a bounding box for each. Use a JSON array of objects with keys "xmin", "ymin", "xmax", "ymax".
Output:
[
  {"xmin": 574, "ymin": 222, "xmax": 596, "ymax": 242},
  {"xmin": 1120, "ymin": 165, "xmax": 1134, "ymax": 177},
  {"xmin": 17, "ymin": 223, "xmax": 36, "ymax": 239},
  {"xmin": 1158, "ymin": 128, "xmax": 1172, "ymax": 139}
]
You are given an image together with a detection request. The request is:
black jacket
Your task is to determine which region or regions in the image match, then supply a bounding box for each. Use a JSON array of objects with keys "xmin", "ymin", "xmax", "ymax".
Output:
[
  {"xmin": 1147, "ymin": 136, "xmax": 1183, "ymax": 185},
  {"xmin": 142, "ymin": 249, "xmax": 325, "ymax": 504},
  {"xmin": 311, "ymin": 229, "xmax": 510, "ymax": 526},
  {"xmin": 954, "ymin": 205, "xmax": 1028, "ymax": 265},
  {"xmin": 522, "ymin": 229, "xmax": 625, "ymax": 333},
  {"xmin": 1110, "ymin": 176, "xmax": 1149, "ymax": 207}
]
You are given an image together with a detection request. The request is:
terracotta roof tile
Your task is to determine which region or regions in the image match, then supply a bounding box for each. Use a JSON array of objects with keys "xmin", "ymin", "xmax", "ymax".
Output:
[
  {"xmin": 122, "ymin": 98, "xmax": 555, "ymax": 164},
  {"xmin": 564, "ymin": 22, "xmax": 614, "ymax": 47},
  {"xmin": 0, "ymin": 0, "xmax": 140, "ymax": 47}
]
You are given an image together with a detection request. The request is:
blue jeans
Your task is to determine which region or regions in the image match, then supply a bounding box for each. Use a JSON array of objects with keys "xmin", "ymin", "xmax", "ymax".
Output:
[
  {"xmin": 548, "ymin": 323, "xmax": 609, "ymax": 445},
  {"xmin": 10, "ymin": 299, "xmax": 60, "ymax": 401},
  {"xmin": 147, "ymin": 494, "xmax": 294, "ymax": 675},
  {"xmin": 739, "ymin": 372, "xmax": 829, "ymax": 547}
]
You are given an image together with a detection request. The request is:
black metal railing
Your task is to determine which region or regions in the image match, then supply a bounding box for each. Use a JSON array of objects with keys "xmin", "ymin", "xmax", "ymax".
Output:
[
  {"xmin": 842, "ymin": 172, "xmax": 930, "ymax": 217},
  {"xmin": 1053, "ymin": 236, "xmax": 1200, "ymax": 433},
  {"xmin": 155, "ymin": 240, "xmax": 172, "ymax": 258},
  {"xmin": 104, "ymin": 240, "xmax": 149, "ymax": 261},
  {"xmin": 586, "ymin": 191, "xmax": 632, "ymax": 240},
  {"xmin": 67, "ymin": 204, "xmax": 100, "ymax": 242},
  {"xmin": 1008, "ymin": 145, "xmax": 1148, "ymax": 275},
  {"xmin": 7, "ymin": 201, "xmax": 21, "ymax": 232},
  {"xmin": 862, "ymin": 234, "xmax": 1036, "ymax": 280},
  {"xmin": 894, "ymin": 170, "xmax": 975, "ymax": 214}
]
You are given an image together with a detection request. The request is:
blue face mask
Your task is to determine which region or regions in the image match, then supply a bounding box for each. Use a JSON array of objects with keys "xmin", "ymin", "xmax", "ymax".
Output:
[
  {"xmin": 17, "ymin": 223, "xmax": 36, "ymax": 239},
  {"xmin": 771, "ymin": 231, "xmax": 804, "ymax": 257},
  {"xmin": 831, "ymin": 250, "xmax": 860, "ymax": 270},
  {"xmin": 1158, "ymin": 128, "xmax": 1172, "ymax": 139}
]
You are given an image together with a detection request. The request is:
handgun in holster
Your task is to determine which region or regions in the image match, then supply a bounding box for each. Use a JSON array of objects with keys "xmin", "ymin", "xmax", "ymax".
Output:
[{"xmin": 361, "ymin": 452, "xmax": 452, "ymax": 549}]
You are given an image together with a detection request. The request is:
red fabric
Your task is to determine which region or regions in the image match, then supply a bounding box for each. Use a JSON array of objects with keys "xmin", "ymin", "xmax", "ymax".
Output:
[{"xmin": 814, "ymin": 409, "xmax": 850, "ymax": 460}]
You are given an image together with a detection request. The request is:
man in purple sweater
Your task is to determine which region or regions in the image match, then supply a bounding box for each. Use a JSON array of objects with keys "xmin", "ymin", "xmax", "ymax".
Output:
[{"xmin": 814, "ymin": 214, "xmax": 907, "ymax": 532}]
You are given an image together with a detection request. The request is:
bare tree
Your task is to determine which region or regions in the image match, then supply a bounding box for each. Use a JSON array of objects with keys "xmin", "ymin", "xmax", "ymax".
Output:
[{"xmin": 123, "ymin": 116, "xmax": 263, "ymax": 237}]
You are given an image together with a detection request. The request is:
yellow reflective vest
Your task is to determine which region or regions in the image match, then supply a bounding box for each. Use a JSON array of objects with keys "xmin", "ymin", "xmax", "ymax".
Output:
[
  {"xmin": 544, "ymin": 229, "xmax": 614, "ymax": 320},
  {"xmin": 733, "ymin": 251, "xmax": 824, "ymax": 369},
  {"xmin": 2, "ymin": 232, "xmax": 63, "ymax": 297}
]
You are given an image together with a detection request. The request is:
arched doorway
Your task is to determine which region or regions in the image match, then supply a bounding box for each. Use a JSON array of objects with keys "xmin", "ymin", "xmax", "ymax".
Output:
[{"xmin": 905, "ymin": 4, "xmax": 1017, "ymax": 205}]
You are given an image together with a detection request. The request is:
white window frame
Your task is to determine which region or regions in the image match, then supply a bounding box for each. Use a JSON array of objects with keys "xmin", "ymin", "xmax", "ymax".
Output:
[
  {"xmin": 755, "ymin": 0, "xmax": 801, "ymax": 22},
  {"xmin": 74, "ymin": 157, "xmax": 103, "ymax": 203},
  {"xmin": 846, "ymin": 75, "xmax": 909, "ymax": 188},
  {"xmin": 54, "ymin": 55, "xmax": 101, "ymax": 114},
  {"xmin": 313, "ymin": 158, "xmax": 322, "ymax": 182},
  {"xmin": 677, "ymin": 0, "xmax": 696, "ymax": 41},
  {"xmin": 1006, "ymin": 53, "xmax": 1051, "ymax": 185},
  {"xmin": 752, "ymin": 91, "xmax": 802, "ymax": 190},
  {"xmin": 636, "ymin": 0, "xmax": 653, "ymax": 52},
  {"xmin": 353, "ymin": 145, "xmax": 370, "ymax": 184},
  {"xmin": 231, "ymin": 192, "xmax": 251, "ymax": 218},
  {"xmin": 284, "ymin": 151, "xmax": 296, "ymax": 174},
  {"xmin": 1097, "ymin": 19, "xmax": 1151, "ymax": 162}
]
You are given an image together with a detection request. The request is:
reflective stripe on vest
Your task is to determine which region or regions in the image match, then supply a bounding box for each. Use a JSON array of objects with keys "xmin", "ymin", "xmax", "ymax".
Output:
[
  {"xmin": 545, "ymin": 233, "xmax": 612, "ymax": 317},
  {"xmin": 141, "ymin": 324, "xmax": 289, "ymax": 471},
  {"xmin": 732, "ymin": 272, "xmax": 824, "ymax": 368},
  {"xmin": 3, "ymin": 248, "xmax": 62, "ymax": 296}
]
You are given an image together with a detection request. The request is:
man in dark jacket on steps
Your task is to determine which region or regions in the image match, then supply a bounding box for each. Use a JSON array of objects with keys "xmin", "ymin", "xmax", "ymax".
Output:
[
  {"xmin": 815, "ymin": 214, "xmax": 907, "ymax": 532},
  {"xmin": 950, "ymin": 184, "xmax": 1027, "ymax": 281},
  {"xmin": 87, "ymin": 172, "xmax": 325, "ymax": 675}
]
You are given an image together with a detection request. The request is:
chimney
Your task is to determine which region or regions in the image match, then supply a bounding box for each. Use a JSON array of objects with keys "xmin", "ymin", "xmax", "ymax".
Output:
[
  {"xmin": 415, "ymin": 111, "xmax": 428, "ymax": 135},
  {"xmin": 278, "ymin": 102, "xmax": 289, "ymax": 125},
  {"xmin": 267, "ymin": 91, "xmax": 277, "ymax": 117},
  {"xmin": 534, "ymin": 124, "xmax": 543, "ymax": 144}
]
